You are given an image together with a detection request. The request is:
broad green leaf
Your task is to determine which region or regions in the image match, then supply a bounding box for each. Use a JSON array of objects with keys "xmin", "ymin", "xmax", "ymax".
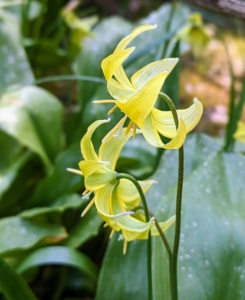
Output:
[
  {"xmin": 152, "ymin": 151, "xmax": 245, "ymax": 300},
  {"xmin": 0, "ymin": 152, "xmax": 31, "ymax": 201},
  {"xmin": 0, "ymin": 9, "xmax": 34, "ymax": 95},
  {"xmin": 0, "ymin": 130, "xmax": 21, "ymax": 170},
  {"xmin": 0, "ymin": 86, "xmax": 64, "ymax": 167},
  {"xmin": 20, "ymin": 194, "xmax": 84, "ymax": 219},
  {"xmin": 16, "ymin": 246, "xmax": 98, "ymax": 282},
  {"xmin": 0, "ymin": 216, "xmax": 67, "ymax": 256},
  {"xmin": 27, "ymin": 144, "xmax": 83, "ymax": 208},
  {"xmin": 62, "ymin": 205, "xmax": 102, "ymax": 248},
  {"xmin": 95, "ymin": 233, "xmax": 148, "ymax": 300},
  {"xmin": 95, "ymin": 134, "xmax": 220, "ymax": 299},
  {"xmin": 0, "ymin": 153, "xmax": 44, "ymax": 217},
  {"xmin": 0, "ymin": 256, "xmax": 37, "ymax": 300}
]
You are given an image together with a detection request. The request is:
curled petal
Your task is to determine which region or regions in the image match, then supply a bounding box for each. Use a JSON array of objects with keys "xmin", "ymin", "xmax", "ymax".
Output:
[
  {"xmin": 115, "ymin": 24, "xmax": 157, "ymax": 52},
  {"xmin": 81, "ymin": 119, "xmax": 110, "ymax": 161},
  {"xmin": 95, "ymin": 183, "xmax": 133, "ymax": 230},
  {"xmin": 79, "ymin": 160, "xmax": 116, "ymax": 190},
  {"xmin": 117, "ymin": 178, "xmax": 155, "ymax": 210},
  {"xmin": 107, "ymin": 78, "xmax": 136, "ymax": 101},
  {"xmin": 151, "ymin": 215, "xmax": 176, "ymax": 236},
  {"xmin": 101, "ymin": 48, "xmax": 134, "ymax": 82},
  {"xmin": 152, "ymin": 98, "xmax": 203, "ymax": 138},
  {"xmin": 131, "ymin": 58, "xmax": 178, "ymax": 90},
  {"xmin": 141, "ymin": 113, "xmax": 187, "ymax": 149},
  {"xmin": 99, "ymin": 127, "xmax": 136, "ymax": 170},
  {"xmin": 117, "ymin": 72, "xmax": 167, "ymax": 128},
  {"xmin": 111, "ymin": 186, "xmax": 155, "ymax": 241}
]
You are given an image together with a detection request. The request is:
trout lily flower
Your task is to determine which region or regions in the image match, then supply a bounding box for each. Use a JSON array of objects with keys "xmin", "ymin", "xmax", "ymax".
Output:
[
  {"xmin": 94, "ymin": 24, "xmax": 203, "ymax": 149},
  {"xmin": 69, "ymin": 119, "xmax": 175, "ymax": 253}
]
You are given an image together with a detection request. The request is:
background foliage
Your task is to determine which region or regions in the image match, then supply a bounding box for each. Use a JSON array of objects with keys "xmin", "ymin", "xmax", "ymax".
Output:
[{"xmin": 0, "ymin": 0, "xmax": 245, "ymax": 299}]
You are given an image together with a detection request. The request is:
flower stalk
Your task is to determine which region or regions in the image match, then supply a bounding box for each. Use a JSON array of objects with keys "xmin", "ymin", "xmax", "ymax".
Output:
[
  {"xmin": 116, "ymin": 173, "xmax": 152, "ymax": 300},
  {"xmin": 159, "ymin": 92, "xmax": 184, "ymax": 300}
]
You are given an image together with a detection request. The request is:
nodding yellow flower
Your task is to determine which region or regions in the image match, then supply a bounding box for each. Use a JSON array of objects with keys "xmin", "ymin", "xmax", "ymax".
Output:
[
  {"xmin": 234, "ymin": 121, "xmax": 245, "ymax": 144},
  {"xmin": 94, "ymin": 24, "xmax": 203, "ymax": 149},
  {"xmin": 69, "ymin": 119, "xmax": 175, "ymax": 252}
]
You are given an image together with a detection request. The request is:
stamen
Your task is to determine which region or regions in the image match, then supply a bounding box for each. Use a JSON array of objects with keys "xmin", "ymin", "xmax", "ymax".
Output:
[
  {"xmin": 133, "ymin": 123, "xmax": 137, "ymax": 138},
  {"xmin": 123, "ymin": 239, "xmax": 128, "ymax": 255},
  {"xmin": 103, "ymin": 223, "xmax": 109, "ymax": 228},
  {"xmin": 108, "ymin": 105, "xmax": 118, "ymax": 115},
  {"xmin": 109, "ymin": 229, "xmax": 115, "ymax": 239},
  {"xmin": 102, "ymin": 115, "xmax": 127, "ymax": 143},
  {"xmin": 125, "ymin": 120, "xmax": 134, "ymax": 135},
  {"xmin": 66, "ymin": 168, "xmax": 83, "ymax": 175},
  {"xmin": 81, "ymin": 197, "xmax": 95, "ymax": 216}
]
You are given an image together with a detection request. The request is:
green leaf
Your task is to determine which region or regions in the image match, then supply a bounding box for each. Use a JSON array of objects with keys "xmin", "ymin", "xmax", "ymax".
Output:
[
  {"xmin": 20, "ymin": 194, "xmax": 84, "ymax": 219},
  {"xmin": 0, "ymin": 152, "xmax": 31, "ymax": 200},
  {"xmin": 0, "ymin": 86, "xmax": 64, "ymax": 168},
  {"xmin": 152, "ymin": 151, "xmax": 245, "ymax": 300},
  {"xmin": 0, "ymin": 216, "xmax": 67, "ymax": 256},
  {"xmin": 95, "ymin": 234, "xmax": 148, "ymax": 300},
  {"xmin": 62, "ymin": 205, "xmax": 103, "ymax": 248},
  {"xmin": 0, "ymin": 129, "xmax": 21, "ymax": 170},
  {"xmin": 0, "ymin": 153, "xmax": 44, "ymax": 216},
  {"xmin": 27, "ymin": 144, "xmax": 83, "ymax": 208},
  {"xmin": 16, "ymin": 246, "xmax": 98, "ymax": 282},
  {"xmin": 0, "ymin": 256, "xmax": 37, "ymax": 300},
  {"xmin": 95, "ymin": 134, "xmax": 220, "ymax": 299},
  {"xmin": 0, "ymin": 9, "xmax": 34, "ymax": 95}
]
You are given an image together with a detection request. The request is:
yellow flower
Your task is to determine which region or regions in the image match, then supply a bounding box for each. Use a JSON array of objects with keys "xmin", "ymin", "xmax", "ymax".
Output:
[
  {"xmin": 176, "ymin": 13, "xmax": 210, "ymax": 57},
  {"xmin": 234, "ymin": 121, "xmax": 245, "ymax": 143},
  {"xmin": 94, "ymin": 24, "xmax": 203, "ymax": 149},
  {"xmin": 71, "ymin": 119, "xmax": 175, "ymax": 252}
]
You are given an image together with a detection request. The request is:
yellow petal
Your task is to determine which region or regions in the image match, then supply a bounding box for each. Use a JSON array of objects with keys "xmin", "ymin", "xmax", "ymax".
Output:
[
  {"xmin": 141, "ymin": 112, "xmax": 187, "ymax": 149},
  {"xmin": 95, "ymin": 183, "xmax": 134, "ymax": 230},
  {"xmin": 131, "ymin": 58, "xmax": 178, "ymax": 90},
  {"xmin": 152, "ymin": 98, "xmax": 203, "ymax": 138},
  {"xmin": 81, "ymin": 119, "xmax": 110, "ymax": 161},
  {"xmin": 117, "ymin": 178, "xmax": 155, "ymax": 210},
  {"xmin": 101, "ymin": 48, "xmax": 134, "ymax": 82},
  {"xmin": 79, "ymin": 160, "xmax": 116, "ymax": 190},
  {"xmin": 117, "ymin": 72, "xmax": 167, "ymax": 128},
  {"xmin": 151, "ymin": 215, "xmax": 176, "ymax": 236},
  {"xmin": 234, "ymin": 121, "xmax": 245, "ymax": 143},
  {"xmin": 99, "ymin": 127, "xmax": 134, "ymax": 170},
  {"xmin": 107, "ymin": 78, "xmax": 136, "ymax": 101},
  {"xmin": 115, "ymin": 24, "xmax": 157, "ymax": 51},
  {"xmin": 111, "ymin": 185, "xmax": 155, "ymax": 241}
]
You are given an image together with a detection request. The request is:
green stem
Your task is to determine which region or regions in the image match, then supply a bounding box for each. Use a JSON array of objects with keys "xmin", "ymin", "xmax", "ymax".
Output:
[
  {"xmin": 116, "ymin": 173, "xmax": 152, "ymax": 300},
  {"xmin": 159, "ymin": 92, "xmax": 184, "ymax": 300}
]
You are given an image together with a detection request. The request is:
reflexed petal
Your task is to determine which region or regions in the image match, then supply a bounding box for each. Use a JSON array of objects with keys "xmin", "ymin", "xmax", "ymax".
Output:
[
  {"xmin": 115, "ymin": 24, "xmax": 157, "ymax": 52},
  {"xmin": 141, "ymin": 112, "xmax": 187, "ymax": 149},
  {"xmin": 79, "ymin": 160, "xmax": 116, "ymax": 190},
  {"xmin": 81, "ymin": 119, "xmax": 110, "ymax": 161},
  {"xmin": 101, "ymin": 48, "xmax": 134, "ymax": 82},
  {"xmin": 151, "ymin": 215, "xmax": 176, "ymax": 236},
  {"xmin": 86, "ymin": 170, "xmax": 116, "ymax": 191},
  {"xmin": 117, "ymin": 72, "xmax": 167, "ymax": 128},
  {"xmin": 114, "ymin": 65, "xmax": 134, "ymax": 89},
  {"xmin": 152, "ymin": 98, "xmax": 203, "ymax": 138},
  {"xmin": 111, "ymin": 186, "xmax": 155, "ymax": 241},
  {"xmin": 234, "ymin": 121, "xmax": 245, "ymax": 143},
  {"xmin": 99, "ymin": 128, "xmax": 135, "ymax": 170},
  {"xmin": 117, "ymin": 178, "xmax": 155, "ymax": 210},
  {"xmin": 131, "ymin": 58, "xmax": 178, "ymax": 90},
  {"xmin": 95, "ymin": 183, "xmax": 133, "ymax": 231},
  {"xmin": 107, "ymin": 78, "xmax": 136, "ymax": 101}
]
